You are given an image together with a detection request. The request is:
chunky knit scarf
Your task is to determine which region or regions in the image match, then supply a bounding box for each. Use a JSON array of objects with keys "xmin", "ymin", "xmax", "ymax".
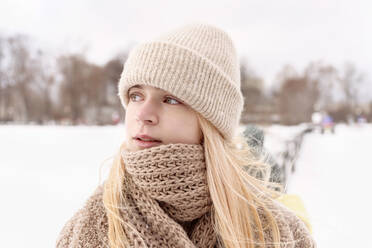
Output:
[
  {"xmin": 119, "ymin": 143, "xmax": 216, "ymax": 247},
  {"xmin": 56, "ymin": 143, "xmax": 315, "ymax": 248}
]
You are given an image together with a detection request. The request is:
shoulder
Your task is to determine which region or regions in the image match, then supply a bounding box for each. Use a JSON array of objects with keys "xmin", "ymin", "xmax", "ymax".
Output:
[
  {"xmin": 260, "ymin": 199, "xmax": 316, "ymax": 248},
  {"xmin": 56, "ymin": 185, "xmax": 109, "ymax": 248}
]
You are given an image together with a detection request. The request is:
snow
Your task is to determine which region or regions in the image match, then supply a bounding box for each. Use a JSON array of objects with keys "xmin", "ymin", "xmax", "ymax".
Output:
[
  {"xmin": 0, "ymin": 125, "xmax": 125, "ymax": 247},
  {"xmin": 263, "ymin": 123, "xmax": 309, "ymax": 155},
  {"xmin": 286, "ymin": 124, "xmax": 372, "ymax": 247},
  {"xmin": 1, "ymin": 123, "xmax": 371, "ymax": 247}
]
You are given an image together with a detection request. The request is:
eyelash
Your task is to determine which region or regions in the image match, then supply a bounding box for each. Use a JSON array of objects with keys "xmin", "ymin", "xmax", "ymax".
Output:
[{"xmin": 129, "ymin": 93, "xmax": 181, "ymax": 105}]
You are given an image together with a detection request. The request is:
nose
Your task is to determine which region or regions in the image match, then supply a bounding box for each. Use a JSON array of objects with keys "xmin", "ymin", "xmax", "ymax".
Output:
[{"xmin": 135, "ymin": 99, "xmax": 159, "ymax": 125}]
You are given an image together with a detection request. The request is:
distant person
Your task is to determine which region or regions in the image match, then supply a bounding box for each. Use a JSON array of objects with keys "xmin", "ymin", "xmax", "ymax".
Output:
[
  {"xmin": 321, "ymin": 114, "xmax": 335, "ymax": 134},
  {"xmin": 357, "ymin": 114, "xmax": 367, "ymax": 125},
  {"xmin": 311, "ymin": 112, "xmax": 322, "ymax": 127},
  {"xmin": 56, "ymin": 24, "xmax": 315, "ymax": 248}
]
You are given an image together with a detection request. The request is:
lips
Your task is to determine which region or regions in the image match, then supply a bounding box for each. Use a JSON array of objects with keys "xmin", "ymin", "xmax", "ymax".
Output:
[
  {"xmin": 134, "ymin": 134, "xmax": 161, "ymax": 142},
  {"xmin": 133, "ymin": 134, "xmax": 162, "ymax": 148}
]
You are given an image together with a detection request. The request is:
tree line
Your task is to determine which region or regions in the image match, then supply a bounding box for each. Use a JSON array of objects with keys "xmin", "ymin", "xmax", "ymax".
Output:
[
  {"xmin": 0, "ymin": 34, "xmax": 126, "ymax": 125},
  {"xmin": 0, "ymin": 33, "xmax": 370, "ymax": 125}
]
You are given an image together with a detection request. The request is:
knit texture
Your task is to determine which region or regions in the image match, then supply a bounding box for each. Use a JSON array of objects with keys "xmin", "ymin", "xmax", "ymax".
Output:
[
  {"xmin": 118, "ymin": 23, "xmax": 244, "ymax": 140},
  {"xmin": 119, "ymin": 143, "xmax": 216, "ymax": 247},
  {"xmin": 56, "ymin": 143, "xmax": 315, "ymax": 248}
]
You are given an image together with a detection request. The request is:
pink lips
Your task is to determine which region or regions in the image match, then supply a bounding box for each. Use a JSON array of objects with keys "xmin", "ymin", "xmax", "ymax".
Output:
[{"xmin": 133, "ymin": 134, "xmax": 162, "ymax": 148}]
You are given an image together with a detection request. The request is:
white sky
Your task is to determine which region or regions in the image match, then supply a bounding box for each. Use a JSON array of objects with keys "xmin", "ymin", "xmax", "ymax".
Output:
[{"xmin": 0, "ymin": 0, "xmax": 371, "ymax": 92}]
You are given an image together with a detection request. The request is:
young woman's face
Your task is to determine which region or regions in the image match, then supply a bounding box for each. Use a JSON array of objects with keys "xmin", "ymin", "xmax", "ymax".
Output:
[{"xmin": 125, "ymin": 85, "xmax": 203, "ymax": 151}]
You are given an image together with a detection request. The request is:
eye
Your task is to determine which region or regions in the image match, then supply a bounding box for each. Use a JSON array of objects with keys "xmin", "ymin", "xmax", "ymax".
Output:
[
  {"xmin": 129, "ymin": 93, "xmax": 142, "ymax": 102},
  {"xmin": 164, "ymin": 97, "xmax": 181, "ymax": 105}
]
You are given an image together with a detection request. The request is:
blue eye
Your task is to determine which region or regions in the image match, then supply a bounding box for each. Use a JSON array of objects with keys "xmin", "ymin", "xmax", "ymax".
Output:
[
  {"xmin": 129, "ymin": 93, "xmax": 181, "ymax": 105},
  {"xmin": 129, "ymin": 93, "xmax": 142, "ymax": 102},
  {"xmin": 165, "ymin": 97, "xmax": 180, "ymax": 105}
]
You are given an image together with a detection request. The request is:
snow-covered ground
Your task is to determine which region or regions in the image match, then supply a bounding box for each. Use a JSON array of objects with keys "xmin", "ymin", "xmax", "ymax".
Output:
[
  {"xmin": 285, "ymin": 124, "xmax": 372, "ymax": 247},
  {"xmin": 0, "ymin": 125, "xmax": 125, "ymax": 248},
  {"xmin": 1, "ymin": 123, "xmax": 371, "ymax": 247}
]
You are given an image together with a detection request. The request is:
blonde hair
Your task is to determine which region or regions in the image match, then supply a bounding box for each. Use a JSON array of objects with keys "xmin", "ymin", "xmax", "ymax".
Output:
[{"xmin": 103, "ymin": 113, "xmax": 283, "ymax": 248}]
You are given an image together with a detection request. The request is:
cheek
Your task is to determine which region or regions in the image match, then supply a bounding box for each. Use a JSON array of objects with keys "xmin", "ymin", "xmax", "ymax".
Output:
[
  {"xmin": 124, "ymin": 106, "xmax": 137, "ymax": 135},
  {"xmin": 164, "ymin": 111, "xmax": 202, "ymax": 144}
]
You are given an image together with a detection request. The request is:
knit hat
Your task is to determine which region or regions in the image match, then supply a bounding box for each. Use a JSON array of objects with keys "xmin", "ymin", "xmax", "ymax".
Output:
[{"xmin": 118, "ymin": 23, "xmax": 244, "ymax": 139}]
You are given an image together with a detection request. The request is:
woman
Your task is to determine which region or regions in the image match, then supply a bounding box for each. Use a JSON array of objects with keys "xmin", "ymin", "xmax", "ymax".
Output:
[{"xmin": 56, "ymin": 23, "xmax": 315, "ymax": 248}]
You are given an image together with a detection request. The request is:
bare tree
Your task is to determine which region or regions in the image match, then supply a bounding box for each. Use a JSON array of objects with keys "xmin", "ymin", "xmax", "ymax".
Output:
[
  {"xmin": 57, "ymin": 53, "xmax": 125, "ymax": 125},
  {"xmin": 0, "ymin": 35, "xmax": 6, "ymax": 121},
  {"xmin": 58, "ymin": 54, "xmax": 90, "ymax": 124},
  {"xmin": 3, "ymin": 35, "xmax": 48, "ymax": 122},
  {"xmin": 103, "ymin": 56, "xmax": 124, "ymax": 105},
  {"xmin": 276, "ymin": 65, "xmax": 317, "ymax": 124},
  {"xmin": 0, "ymin": 33, "xmax": 59, "ymax": 123},
  {"xmin": 274, "ymin": 62, "xmax": 348, "ymax": 124},
  {"xmin": 304, "ymin": 61, "xmax": 338, "ymax": 110},
  {"xmin": 103, "ymin": 55, "xmax": 126, "ymax": 122},
  {"xmin": 240, "ymin": 60, "xmax": 266, "ymax": 123},
  {"xmin": 338, "ymin": 62, "xmax": 363, "ymax": 116}
]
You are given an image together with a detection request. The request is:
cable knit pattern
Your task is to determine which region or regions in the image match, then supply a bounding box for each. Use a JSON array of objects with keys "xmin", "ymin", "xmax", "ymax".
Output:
[{"xmin": 56, "ymin": 143, "xmax": 315, "ymax": 248}]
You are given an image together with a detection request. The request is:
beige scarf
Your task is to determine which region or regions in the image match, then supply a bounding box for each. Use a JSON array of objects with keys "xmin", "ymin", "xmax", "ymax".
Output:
[
  {"xmin": 119, "ymin": 143, "xmax": 217, "ymax": 248},
  {"xmin": 56, "ymin": 143, "xmax": 315, "ymax": 248}
]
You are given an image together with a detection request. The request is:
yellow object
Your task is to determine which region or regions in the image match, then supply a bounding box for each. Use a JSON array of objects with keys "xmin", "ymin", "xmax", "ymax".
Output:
[{"xmin": 276, "ymin": 194, "xmax": 313, "ymax": 234}]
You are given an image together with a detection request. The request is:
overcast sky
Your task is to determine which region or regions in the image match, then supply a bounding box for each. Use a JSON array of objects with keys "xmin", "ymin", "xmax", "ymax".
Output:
[{"xmin": 0, "ymin": 0, "xmax": 370, "ymax": 93}]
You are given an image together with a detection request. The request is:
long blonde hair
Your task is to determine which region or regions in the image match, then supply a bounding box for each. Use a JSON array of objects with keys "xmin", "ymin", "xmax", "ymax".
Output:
[{"xmin": 103, "ymin": 113, "xmax": 282, "ymax": 248}]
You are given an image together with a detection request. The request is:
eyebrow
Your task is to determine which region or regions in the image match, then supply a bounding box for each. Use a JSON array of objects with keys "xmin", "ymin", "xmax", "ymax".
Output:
[
  {"xmin": 128, "ymin": 85, "xmax": 143, "ymax": 91},
  {"xmin": 128, "ymin": 85, "xmax": 163, "ymax": 92}
]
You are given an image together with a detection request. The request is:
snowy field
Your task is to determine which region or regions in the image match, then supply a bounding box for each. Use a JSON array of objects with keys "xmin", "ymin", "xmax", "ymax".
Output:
[
  {"xmin": 1, "ymin": 123, "xmax": 371, "ymax": 247},
  {"xmin": 286, "ymin": 124, "xmax": 372, "ymax": 247}
]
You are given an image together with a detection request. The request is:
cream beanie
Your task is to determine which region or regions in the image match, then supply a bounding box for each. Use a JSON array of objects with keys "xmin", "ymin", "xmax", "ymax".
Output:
[{"xmin": 118, "ymin": 23, "xmax": 244, "ymax": 139}]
